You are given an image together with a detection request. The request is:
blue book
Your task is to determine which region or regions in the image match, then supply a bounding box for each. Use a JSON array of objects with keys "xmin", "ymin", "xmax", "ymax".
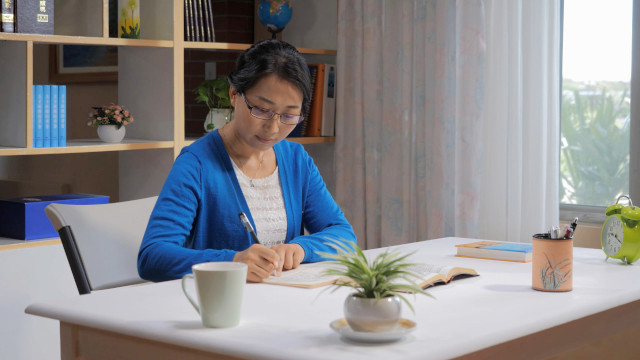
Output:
[
  {"xmin": 32, "ymin": 85, "xmax": 36, "ymax": 147},
  {"xmin": 34, "ymin": 85, "xmax": 44, "ymax": 148},
  {"xmin": 50, "ymin": 85, "xmax": 59, "ymax": 147},
  {"xmin": 0, "ymin": 194, "xmax": 110, "ymax": 240},
  {"xmin": 43, "ymin": 85, "xmax": 51, "ymax": 147},
  {"xmin": 456, "ymin": 241, "xmax": 533, "ymax": 262},
  {"xmin": 59, "ymin": 85, "xmax": 67, "ymax": 147}
]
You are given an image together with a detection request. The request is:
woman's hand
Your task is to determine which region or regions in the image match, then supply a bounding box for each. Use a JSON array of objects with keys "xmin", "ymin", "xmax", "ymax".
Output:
[
  {"xmin": 271, "ymin": 243, "xmax": 305, "ymax": 275},
  {"xmin": 233, "ymin": 244, "xmax": 280, "ymax": 282}
]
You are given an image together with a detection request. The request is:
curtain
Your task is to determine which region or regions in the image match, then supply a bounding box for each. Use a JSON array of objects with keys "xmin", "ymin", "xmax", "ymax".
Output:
[
  {"xmin": 335, "ymin": 0, "xmax": 560, "ymax": 249},
  {"xmin": 477, "ymin": 0, "xmax": 561, "ymax": 242},
  {"xmin": 335, "ymin": 0, "xmax": 485, "ymax": 249}
]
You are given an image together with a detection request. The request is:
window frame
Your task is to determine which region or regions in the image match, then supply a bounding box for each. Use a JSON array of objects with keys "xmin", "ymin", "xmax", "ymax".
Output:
[{"xmin": 559, "ymin": 0, "xmax": 639, "ymax": 224}]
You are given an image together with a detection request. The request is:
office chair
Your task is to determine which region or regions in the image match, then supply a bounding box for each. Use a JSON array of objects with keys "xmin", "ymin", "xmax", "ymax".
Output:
[{"xmin": 44, "ymin": 196, "xmax": 157, "ymax": 295}]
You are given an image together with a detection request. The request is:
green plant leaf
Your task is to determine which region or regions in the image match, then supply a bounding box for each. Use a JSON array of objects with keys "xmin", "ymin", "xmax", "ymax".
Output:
[
  {"xmin": 317, "ymin": 238, "xmax": 433, "ymax": 312},
  {"xmin": 193, "ymin": 76, "xmax": 232, "ymax": 109}
]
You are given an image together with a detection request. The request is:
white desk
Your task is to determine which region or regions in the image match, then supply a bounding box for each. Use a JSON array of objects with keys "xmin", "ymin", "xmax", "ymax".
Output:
[{"xmin": 25, "ymin": 237, "xmax": 640, "ymax": 359}]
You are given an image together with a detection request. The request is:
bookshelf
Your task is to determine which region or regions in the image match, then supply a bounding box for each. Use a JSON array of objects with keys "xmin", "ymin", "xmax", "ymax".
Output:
[
  {"xmin": 0, "ymin": 3, "xmax": 338, "ymax": 359},
  {"xmin": 0, "ymin": 0, "xmax": 336, "ymax": 202}
]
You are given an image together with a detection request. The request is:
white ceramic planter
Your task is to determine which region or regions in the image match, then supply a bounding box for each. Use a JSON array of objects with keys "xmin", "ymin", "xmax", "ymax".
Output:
[
  {"xmin": 97, "ymin": 125, "xmax": 126, "ymax": 143},
  {"xmin": 204, "ymin": 108, "xmax": 233, "ymax": 133},
  {"xmin": 344, "ymin": 294, "xmax": 401, "ymax": 332}
]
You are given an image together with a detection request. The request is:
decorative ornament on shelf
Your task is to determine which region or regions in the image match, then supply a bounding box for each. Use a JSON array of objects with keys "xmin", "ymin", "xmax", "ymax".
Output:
[
  {"xmin": 195, "ymin": 76, "xmax": 233, "ymax": 133},
  {"xmin": 317, "ymin": 240, "xmax": 433, "ymax": 333},
  {"xmin": 118, "ymin": 0, "xmax": 140, "ymax": 39},
  {"xmin": 257, "ymin": 0, "xmax": 292, "ymax": 39},
  {"xmin": 88, "ymin": 103, "xmax": 134, "ymax": 143}
]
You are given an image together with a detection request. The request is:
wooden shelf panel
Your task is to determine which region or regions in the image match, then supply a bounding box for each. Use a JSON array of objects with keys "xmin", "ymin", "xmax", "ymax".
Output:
[
  {"xmin": 0, "ymin": 238, "xmax": 60, "ymax": 251},
  {"xmin": 0, "ymin": 33, "xmax": 173, "ymax": 47},
  {"xmin": 182, "ymin": 136, "xmax": 334, "ymax": 147},
  {"xmin": 184, "ymin": 41, "xmax": 337, "ymax": 55},
  {"xmin": 288, "ymin": 136, "xmax": 336, "ymax": 144},
  {"xmin": 0, "ymin": 139, "xmax": 174, "ymax": 156}
]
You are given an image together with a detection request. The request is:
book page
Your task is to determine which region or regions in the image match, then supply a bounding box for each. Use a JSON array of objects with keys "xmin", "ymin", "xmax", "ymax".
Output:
[
  {"xmin": 405, "ymin": 264, "xmax": 477, "ymax": 286},
  {"xmin": 261, "ymin": 262, "xmax": 339, "ymax": 288},
  {"xmin": 409, "ymin": 263, "xmax": 453, "ymax": 276}
]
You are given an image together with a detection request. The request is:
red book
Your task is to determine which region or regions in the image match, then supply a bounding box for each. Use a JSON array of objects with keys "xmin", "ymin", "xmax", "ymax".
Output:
[{"xmin": 305, "ymin": 64, "xmax": 325, "ymax": 137}]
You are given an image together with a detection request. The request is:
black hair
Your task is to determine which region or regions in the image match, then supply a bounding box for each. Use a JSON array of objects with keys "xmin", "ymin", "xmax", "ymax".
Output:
[{"xmin": 227, "ymin": 39, "xmax": 311, "ymax": 110}]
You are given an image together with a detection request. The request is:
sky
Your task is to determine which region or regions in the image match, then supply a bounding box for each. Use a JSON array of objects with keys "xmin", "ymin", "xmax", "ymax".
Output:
[{"xmin": 563, "ymin": 0, "xmax": 632, "ymax": 82}]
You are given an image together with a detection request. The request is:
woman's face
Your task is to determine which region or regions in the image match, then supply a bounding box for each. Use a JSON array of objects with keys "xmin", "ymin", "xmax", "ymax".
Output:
[{"xmin": 230, "ymin": 74, "xmax": 303, "ymax": 151}]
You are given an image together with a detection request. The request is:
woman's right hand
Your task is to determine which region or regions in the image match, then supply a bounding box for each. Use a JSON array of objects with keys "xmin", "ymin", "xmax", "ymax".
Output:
[{"xmin": 233, "ymin": 244, "xmax": 280, "ymax": 282}]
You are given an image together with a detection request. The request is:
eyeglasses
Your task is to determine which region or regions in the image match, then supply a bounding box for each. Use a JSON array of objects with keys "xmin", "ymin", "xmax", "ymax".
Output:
[{"xmin": 240, "ymin": 93, "xmax": 303, "ymax": 125}]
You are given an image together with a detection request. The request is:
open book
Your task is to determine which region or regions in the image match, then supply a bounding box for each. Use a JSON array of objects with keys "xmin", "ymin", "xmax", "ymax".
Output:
[{"xmin": 261, "ymin": 261, "xmax": 478, "ymax": 289}]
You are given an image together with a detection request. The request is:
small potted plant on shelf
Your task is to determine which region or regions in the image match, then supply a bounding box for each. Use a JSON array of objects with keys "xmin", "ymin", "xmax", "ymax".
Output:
[
  {"xmin": 87, "ymin": 103, "xmax": 134, "ymax": 143},
  {"xmin": 318, "ymin": 240, "xmax": 433, "ymax": 333},
  {"xmin": 194, "ymin": 76, "xmax": 233, "ymax": 133}
]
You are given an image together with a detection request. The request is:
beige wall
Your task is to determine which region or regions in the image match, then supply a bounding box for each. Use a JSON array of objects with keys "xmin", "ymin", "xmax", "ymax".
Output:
[{"xmin": 560, "ymin": 220, "xmax": 603, "ymax": 249}]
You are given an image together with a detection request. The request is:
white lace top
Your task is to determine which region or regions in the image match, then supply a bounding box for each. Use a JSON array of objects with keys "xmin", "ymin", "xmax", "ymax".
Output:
[{"xmin": 230, "ymin": 159, "xmax": 287, "ymax": 247}]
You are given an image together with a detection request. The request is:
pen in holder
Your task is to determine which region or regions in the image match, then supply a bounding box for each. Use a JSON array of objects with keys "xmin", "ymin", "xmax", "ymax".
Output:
[{"xmin": 531, "ymin": 232, "xmax": 573, "ymax": 292}]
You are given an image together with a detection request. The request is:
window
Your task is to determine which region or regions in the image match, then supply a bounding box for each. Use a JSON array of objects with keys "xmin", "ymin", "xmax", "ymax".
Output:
[{"xmin": 560, "ymin": 0, "xmax": 637, "ymax": 222}]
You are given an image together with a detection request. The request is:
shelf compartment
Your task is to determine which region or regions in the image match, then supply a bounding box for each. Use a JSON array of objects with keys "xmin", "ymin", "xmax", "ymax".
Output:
[{"xmin": 0, "ymin": 139, "xmax": 174, "ymax": 156}]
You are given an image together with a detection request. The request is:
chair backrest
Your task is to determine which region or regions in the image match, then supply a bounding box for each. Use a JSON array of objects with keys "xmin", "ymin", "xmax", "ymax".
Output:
[{"xmin": 45, "ymin": 196, "xmax": 157, "ymax": 294}]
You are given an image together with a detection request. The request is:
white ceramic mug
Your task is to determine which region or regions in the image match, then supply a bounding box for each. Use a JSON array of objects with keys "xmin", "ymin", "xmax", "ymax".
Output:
[{"xmin": 181, "ymin": 262, "xmax": 248, "ymax": 328}]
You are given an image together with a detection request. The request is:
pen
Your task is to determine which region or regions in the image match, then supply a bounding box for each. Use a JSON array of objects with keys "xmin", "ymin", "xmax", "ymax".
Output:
[
  {"xmin": 570, "ymin": 217, "xmax": 579, "ymax": 235},
  {"xmin": 238, "ymin": 212, "xmax": 278, "ymax": 277},
  {"xmin": 238, "ymin": 212, "xmax": 259, "ymax": 244}
]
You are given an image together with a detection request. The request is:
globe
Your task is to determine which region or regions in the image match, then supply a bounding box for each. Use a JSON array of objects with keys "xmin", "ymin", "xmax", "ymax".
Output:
[{"xmin": 257, "ymin": 0, "xmax": 292, "ymax": 38}]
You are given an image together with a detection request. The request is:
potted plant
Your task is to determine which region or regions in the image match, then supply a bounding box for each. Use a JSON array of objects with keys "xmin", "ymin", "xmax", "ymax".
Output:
[
  {"xmin": 194, "ymin": 76, "xmax": 233, "ymax": 133},
  {"xmin": 319, "ymin": 240, "xmax": 433, "ymax": 333},
  {"xmin": 87, "ymin": 103, "xmax": 135, "ymax": 143}
]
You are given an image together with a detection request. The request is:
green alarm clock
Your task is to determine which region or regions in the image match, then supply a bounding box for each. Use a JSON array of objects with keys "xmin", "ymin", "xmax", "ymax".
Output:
[{"xmin": 601, "ymin": 195, "xmax": 640, "ymax": 264}]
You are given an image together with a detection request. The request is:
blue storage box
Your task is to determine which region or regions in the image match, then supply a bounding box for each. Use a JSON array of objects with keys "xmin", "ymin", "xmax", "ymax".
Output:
[{"xmin": 0, "ymin": 194, "xmax": 109, "ymax": 240}]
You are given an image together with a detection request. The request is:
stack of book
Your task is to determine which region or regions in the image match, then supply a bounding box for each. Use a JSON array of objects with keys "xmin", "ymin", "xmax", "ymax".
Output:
[
  {"xmin": 184, "ymin": 0, "xmax": 215, "ymax": 42},
  {"xmin": 455, "ymin": 240, "xmax": 533, "ymax": 262},
  {"xmin": 289, "ymin": 64, "xmax": 336, "ymax": 138},
  {"xmin": 32, "ymin": 85, "xmax": 66, "ymax": 148},
  {"xmin": 1, "ymin": 0, "xmax": 54, "ymax": 34}
]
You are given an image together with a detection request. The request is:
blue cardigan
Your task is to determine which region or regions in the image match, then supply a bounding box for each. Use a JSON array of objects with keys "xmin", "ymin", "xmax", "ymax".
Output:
[{"xmin": 137, "ymin": 130, "xmax": 356, "ymax": 282}]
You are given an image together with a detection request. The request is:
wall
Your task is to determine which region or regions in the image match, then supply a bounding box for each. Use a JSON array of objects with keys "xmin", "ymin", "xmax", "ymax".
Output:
[
  {"xmin": 560, "ymin": 220, "xmax": 602, "ymax": 249},
  {"xmin": 0, "ymin": 244, "xmax": 78, "ymax": 360}
]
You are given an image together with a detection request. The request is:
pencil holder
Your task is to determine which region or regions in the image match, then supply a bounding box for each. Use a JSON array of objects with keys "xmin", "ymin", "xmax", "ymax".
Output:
[{"xmin": 532, "ymin": 235, "xmax": 573, "ymax": 292}]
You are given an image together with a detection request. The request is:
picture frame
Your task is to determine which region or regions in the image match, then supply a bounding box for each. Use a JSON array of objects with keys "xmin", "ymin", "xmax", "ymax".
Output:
[{"xmin": 49, "ymin": 44, "xmax": 118, "ymax": 83}]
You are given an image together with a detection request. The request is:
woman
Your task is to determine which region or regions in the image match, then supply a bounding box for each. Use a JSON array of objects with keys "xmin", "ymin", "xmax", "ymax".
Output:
[{"xmin": 138, "ymin": 40, "xmax": 355, "ymax": 282}]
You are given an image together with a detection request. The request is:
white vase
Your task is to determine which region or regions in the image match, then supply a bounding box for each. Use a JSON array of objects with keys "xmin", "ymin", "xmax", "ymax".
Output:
[
  {"xmin": 343, "ymin": 294, "xmax": 401, "ymax": 332},
  {"xmin": 204, "ymin": 108, "xmax": 233, "ymax": 133},
  {"xmin": 97, "ymin": 125, "xmax": 126, "ymax": 143}
]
